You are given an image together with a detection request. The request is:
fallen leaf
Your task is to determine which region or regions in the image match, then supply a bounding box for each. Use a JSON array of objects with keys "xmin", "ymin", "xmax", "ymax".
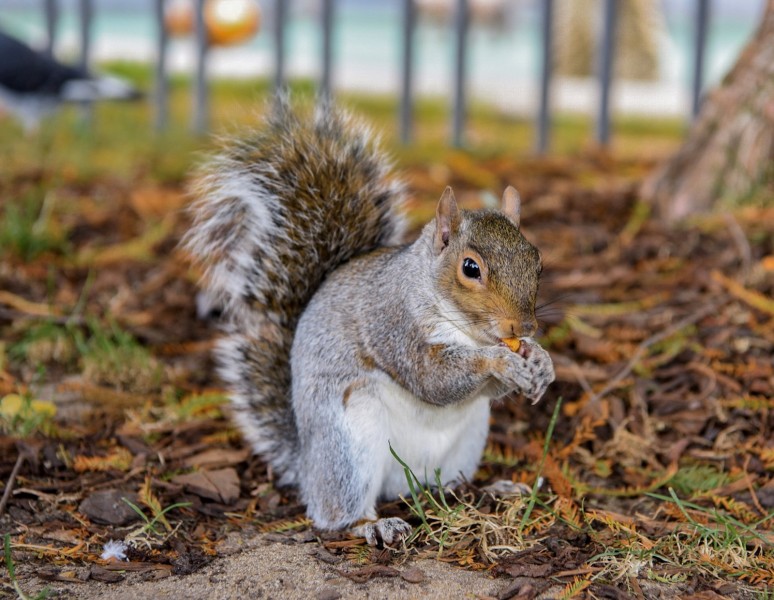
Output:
[
  {"xmin": 183, "ymin": 448, "xmax": 250, "ymax": 469},
  {"xmin": 173, "ymin": 468, "xmax": 241, "ymax": 504},
  {"xmin": 0, "ymin": 394, "xmax": 56, "ymax": 419}
]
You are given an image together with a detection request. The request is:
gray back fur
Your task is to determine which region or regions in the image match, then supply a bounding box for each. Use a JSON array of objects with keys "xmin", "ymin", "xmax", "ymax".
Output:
[{"xmin": 183, "ymin": 98, "xmax": 407, "ymax": 483}]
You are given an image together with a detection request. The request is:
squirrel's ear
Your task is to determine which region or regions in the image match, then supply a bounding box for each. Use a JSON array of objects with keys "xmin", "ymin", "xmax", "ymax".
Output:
[
  {"xmin": 434, "ymin": 186, "xmax": 459, "ymax": 254},
  {"xmin": 501, "ymin": 186, "xmax": 521, "ymax": 229}
]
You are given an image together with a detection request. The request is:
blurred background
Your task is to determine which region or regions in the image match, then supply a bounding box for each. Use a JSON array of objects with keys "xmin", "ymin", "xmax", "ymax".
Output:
[
  {"xmin": 1, "ymin": 0, "xmax": 765, "ymax": 112},
  {"xmin": 0, "ymin": 0, "xmax": 767, "ymax": 170}
]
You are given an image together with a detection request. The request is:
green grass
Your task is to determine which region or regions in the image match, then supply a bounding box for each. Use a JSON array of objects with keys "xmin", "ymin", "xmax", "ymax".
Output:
[
  {"xmin": 0, "ymin": 391, "xmax": 57, "ymax": 437},
  {"xmin": 669, "ymin": 463, "xmax": 734, "ymax": 497},
  {"xmin": 390, "ymin": 398, "xmax": 563, "ymax": 555},
  {"xmin": 8, "ymin": 317, "xmax": 163, "ymax": 394},
  {"xmin": 8, "ymin": 320, "xmax": 80, "ymax": 368},
  {"xmin": 0, "ymin": 62, "xmax": 685, "ymax": 190},
  {"xmin": 0, "ymin": 189, "xmax": 69, "ymax": 261},
  {"xmin": 80, "ymin": 319, "xmax": 164, "ymax": 394},
  {"xmin": 122, "ymin": 497, "xmax": 193, "ymax": 537}
]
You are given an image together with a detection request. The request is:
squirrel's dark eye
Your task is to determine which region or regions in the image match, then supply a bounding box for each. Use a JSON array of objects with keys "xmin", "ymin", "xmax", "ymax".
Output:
[{"xmin": 462, "ymin": 258, "xmax": 481, "ymax": 279}]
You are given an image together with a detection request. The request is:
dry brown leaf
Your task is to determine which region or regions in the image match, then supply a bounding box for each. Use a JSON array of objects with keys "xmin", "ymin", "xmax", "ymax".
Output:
[
  {"xmin": 183, "ymin": 448, "xmax": 250, "ymax": 469},
  {"xmin": 173, "ymin": 468, "xmax": 241, "ymax": 504}
]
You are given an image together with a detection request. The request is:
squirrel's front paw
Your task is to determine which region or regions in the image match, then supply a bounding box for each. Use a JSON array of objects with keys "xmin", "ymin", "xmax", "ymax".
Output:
[
  {"xmin": 522, "ymin": 342, "xmax": 554, "ymax": 404},
  {"xmin": 498, "ymin": 341, "xmax": 554, "ymax": 403},
  {"xmin": 352, "ymin": 517, "xmax": 413, "ymax": 546}
]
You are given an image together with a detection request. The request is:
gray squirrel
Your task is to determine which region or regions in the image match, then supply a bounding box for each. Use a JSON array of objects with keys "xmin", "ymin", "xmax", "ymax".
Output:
[{"xmin": 183, "ymin": 99, "xmax": 554, "ymax": 545}]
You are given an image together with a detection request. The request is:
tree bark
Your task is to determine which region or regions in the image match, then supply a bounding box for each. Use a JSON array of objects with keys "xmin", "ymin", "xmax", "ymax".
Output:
[{"xmin": 641, "ymin": 0, "xmax": 774, "ymax": 221}]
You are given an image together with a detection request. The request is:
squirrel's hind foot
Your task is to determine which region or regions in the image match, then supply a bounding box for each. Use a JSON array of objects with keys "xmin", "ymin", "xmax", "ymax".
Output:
[
  {"xmin": 353, "ymin": 517, "xmax": 413, "ymax": 546},
  {"xmin": 482, "ymin": 480, "xmax": 532, "ymax": 498}
]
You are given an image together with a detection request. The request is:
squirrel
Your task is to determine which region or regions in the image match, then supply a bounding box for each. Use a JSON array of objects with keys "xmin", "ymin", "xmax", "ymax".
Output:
[{"xmin": 183, "ymin": 99, "xmax": 555, "ymax": 545}]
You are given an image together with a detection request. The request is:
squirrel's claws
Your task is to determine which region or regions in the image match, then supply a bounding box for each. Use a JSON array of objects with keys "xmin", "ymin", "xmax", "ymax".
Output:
[
  {"xmin": 352, "ymin": 517, "xmax": 413, "ymax": 547},
  {"xmin": 482, "ymin": 480, "xmax": 532, "ymax": 498}
]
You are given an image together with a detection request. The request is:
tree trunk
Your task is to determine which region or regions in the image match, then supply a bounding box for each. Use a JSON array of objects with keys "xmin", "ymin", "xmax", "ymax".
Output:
[
  {"xmin": 556, "ymin": 0, "xmax": 663, "ymax": 81},
  {"xmin": 641, "ymin": 0, "xmax": 774, "ymax": 221}
]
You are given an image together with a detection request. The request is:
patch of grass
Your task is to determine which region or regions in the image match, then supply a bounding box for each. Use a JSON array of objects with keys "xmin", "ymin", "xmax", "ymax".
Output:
[
  {"xmin": 390, "ymin": 444, "xmax": 465, "ymax": 551},
  {"xmin": 585, "ymin": 489, "xmax": 774, "ymax": 587},
  {"xmin": 669, "ymin": 463, "xmax": 734, "ymax": 498},
  {"xmin": 391, "ymin": 398, "xmax": 563, "ymax": 559},
  {"xmin": 9, "ymin": 321, "xmax": 80, "ymax": 368},
  {"xmin": 389, "ymin": 393, "xmax": 773, "ymax": 594},
  {"xmin": 0, "ymin": 63, "xmax": 686, "ymax": 191},
  {"xmin": 0, "ymin": 189, "xmax": 69, "ymax": 261},
  {"xmin": 81, "ymin": 319, "xmax": 164, "ymax": 394},
  {"xmin": 0, "ymin": 392, "xmax": 57, "ymax": 437},
  {"xmin": 122, "ymin": 497, "xmax": 192, "ymax": 538},
  {"xmin": 11, "ymin": 316, "xmax": 165, "ymax": 394},
  {"xmin": 119, "ymin": 478, "xmax": 193, "ymax": 553},
  {"xmin": 165, "ymin": 392, "xmax": 230, "ymax": 421}
]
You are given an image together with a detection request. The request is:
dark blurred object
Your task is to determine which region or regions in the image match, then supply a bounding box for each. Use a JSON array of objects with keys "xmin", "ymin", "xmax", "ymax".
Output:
[{"xmin": 0, "ymin": 30, "xmax": 142, "ymax": 132}]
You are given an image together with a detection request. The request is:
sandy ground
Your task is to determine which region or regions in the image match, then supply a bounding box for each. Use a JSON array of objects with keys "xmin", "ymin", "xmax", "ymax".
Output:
[
  {"xmin": 9, "ymin": 529, "xmax": 743, "ymax": 600},
  {"xmin": 16, "ymin": 534, "xmax": 533, "ymax": 600}
]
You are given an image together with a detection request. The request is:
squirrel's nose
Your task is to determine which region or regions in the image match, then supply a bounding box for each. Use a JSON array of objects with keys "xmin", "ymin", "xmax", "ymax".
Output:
[{"xmin": 500, "ymin": 319, "xmax": 537, "ymax": 339}]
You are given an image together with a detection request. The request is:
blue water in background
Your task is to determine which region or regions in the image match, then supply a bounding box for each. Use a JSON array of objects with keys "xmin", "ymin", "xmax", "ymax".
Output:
[{"xmin": 0, "ymin": 1, "xmax": 763, "ymax": 105}]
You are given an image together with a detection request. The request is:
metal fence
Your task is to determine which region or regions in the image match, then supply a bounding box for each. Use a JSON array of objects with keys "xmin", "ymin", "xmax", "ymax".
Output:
[{"xmin": 40, "ymin": 0, "xmax": 715, "ymax": 152}]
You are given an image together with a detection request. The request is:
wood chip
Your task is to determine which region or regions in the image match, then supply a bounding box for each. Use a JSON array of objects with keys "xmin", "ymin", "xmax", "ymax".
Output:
[{"xmin": 400, "ymin": 566, "xmax": 426, "ymax": 583}]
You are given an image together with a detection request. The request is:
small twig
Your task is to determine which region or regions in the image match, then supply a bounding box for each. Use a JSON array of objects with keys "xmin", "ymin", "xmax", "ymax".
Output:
[
  {"xmin": 0, "ymin": 308, "xmax": 86, "ymax": 326},
  {"xmin": 585, "ymin": 302, "xmax": 722, "ymax": 407},
  {"xmin": 555, "ymin": 355, "xmax": 594, "ymax": 396},
  {"xmin": 743, "ymin": 455, "xmax": 767, "ymax": 517},
  {"xmin": 0, "ymin": 453, "xmax": 25, "ymax": 517},
  {"xmin": 554, "ymin": 566, "xmax": 601, "ymax": 578},
  {"xmin": 723, "ymin": 212, "xmax": 752, "ymax": 282}
]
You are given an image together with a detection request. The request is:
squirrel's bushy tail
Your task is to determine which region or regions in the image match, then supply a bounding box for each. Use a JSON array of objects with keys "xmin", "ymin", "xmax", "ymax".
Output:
[{"xmin": 183, "ymin": 99, "xmax": 407, "ymax": 484}]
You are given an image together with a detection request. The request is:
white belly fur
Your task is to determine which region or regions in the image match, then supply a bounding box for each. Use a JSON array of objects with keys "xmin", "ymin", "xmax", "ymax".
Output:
[{"xmin": 375, "ymin": 378, "xmax": 492, "ymax": 499}]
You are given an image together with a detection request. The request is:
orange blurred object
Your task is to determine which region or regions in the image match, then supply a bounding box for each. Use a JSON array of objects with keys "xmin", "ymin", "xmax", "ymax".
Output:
[
  {"xmin": 165, "ymin": 0, "xmax": 194, "ymax": 37},
  {"xmin": 502, "ymin": 338, "xmax": 521, "ymax": 353},
  {"xmin": 165, "ymin": 0, "xmax": 261, "ymax": 47}
]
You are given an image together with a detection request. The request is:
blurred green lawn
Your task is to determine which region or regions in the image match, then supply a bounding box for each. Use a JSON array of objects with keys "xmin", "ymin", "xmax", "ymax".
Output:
[{"xmin": 0, "ymin": 62, "xmax": 685, "ymax": 188}]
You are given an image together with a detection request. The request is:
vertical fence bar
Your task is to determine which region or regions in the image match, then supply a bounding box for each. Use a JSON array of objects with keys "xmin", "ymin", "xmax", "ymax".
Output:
[
  {"xmin": 535, "ymin": 0, "xmax": 554, "ymax": 154},
  {"xmin": 43, "ymin": 0, "xmax": 58, "ymax": 56},
  {"xmin": 321, "ymin": 0, "xmax": 334, "ymax": 100},
  {"xmin": 78, "ymin": 0, "xmax": 93, "ymax": 123},
  {"xmin": 451, "ymin": 0, "xmax": 468, "ymax": 148},
  {"xmin": 595, "ymin": 0, "xmax": 617, "ymax": 146},
  {"xmin": 399, "ymin": 0, "xmax": 415, "ymax": 144},
  {"xmin": 154, "ymin": 0, "xmax": 168, "ymax": 131},
  {"xmin": 274, "ymin": 0, "xmax": 287, "ymax": 91},
  {"xmin": 691, "ymin": 0, "xmax": 711, "ymax": 118},
  {"xmin": 192, "ymin": 0, "xmax": 208, "ymax": 133},
  {"xmin": 78, "ymin": 0, "xmax": 92, "ymax": 71}
]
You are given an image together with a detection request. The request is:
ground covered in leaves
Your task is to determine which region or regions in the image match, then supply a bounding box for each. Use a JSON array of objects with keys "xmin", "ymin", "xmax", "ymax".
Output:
[{"xmin": 1, "ymin": 143, "xmax": 772, "ymax": 599}]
